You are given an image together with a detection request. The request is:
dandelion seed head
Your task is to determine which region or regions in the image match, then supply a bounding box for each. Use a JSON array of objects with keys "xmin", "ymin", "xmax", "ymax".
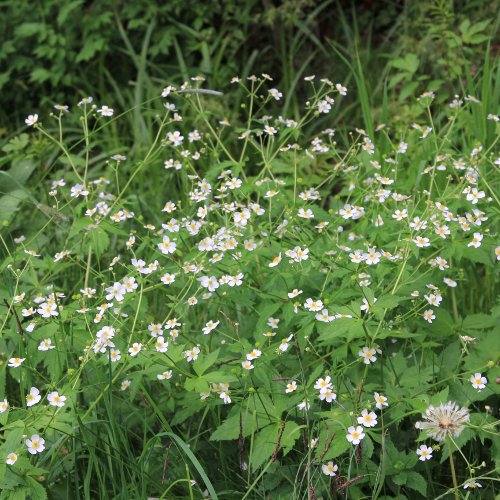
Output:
[{"xmin": 417, "ymin": 401, "xmax": 470, "ymax": 442}]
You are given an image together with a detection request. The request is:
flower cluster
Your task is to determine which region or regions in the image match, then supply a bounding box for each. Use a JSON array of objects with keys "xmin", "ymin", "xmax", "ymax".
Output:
[{"xmin": 2, "ymin": 73, "xmax": 496, "ymax": 496}]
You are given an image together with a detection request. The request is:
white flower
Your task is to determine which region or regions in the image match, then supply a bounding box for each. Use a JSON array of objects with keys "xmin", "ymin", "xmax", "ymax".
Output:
[
  {"xmin": 128, "ymin": 343, "xmax": 142, "ymax": 356},
  {"xmin": 392, "ymin": 209, "xmax": 407, "ymax": 220},
  {"xmin": 155, "ymin": 336, "xmax": 169, "ymax": 353},
  {"xmin": 110, "ymin": 349, "xmax": 121, "ymax": 362},
  {"xmin": 463, "ymin": 480, "xmax": 482, "ymax": 489},
  {"xmin": 443, "ymin": 278, "xmax": 457, "ymax": 287},
  {"xmin": 464, "ymin": 187, "xmax": 485, "ymax": 204},
  {"xmin": 188, "ymin": 130, "xmax": 201, "ymax": 142},
  {"xmin": 105, "ymin": 282, "xmax": 126, "ymax": 302},
  {"xmin": 168, "ymin": 131, "xmax": 184, "ymax": 146},
  {"xmin": 364, "ymin": 249, "xmax": 381, "ymax": 265},
  {"xmin": 269, "ymin": 253, "xmax": 282, "ymax": 267},
  {"xmin": 158, "ymin": 236, "xmax": 177, "ymax": 254},
  {"xmin": 318, "ymin": 99, "xmax": 332, "ymax": 113},
  {"xmin": 423, "ymin": 309, "xmax": 435, "ymax": 323},
  {"xmin": 269, "ymin": 88, "xmax": 283, "ymax": 100},
  {"xmin": 314, "ymin": 376, "xmax": 332, "ymax": 393},
  {"xmin": 120, "ymin": 380, "xmax": 131, "ymax": 391},
  {"xmin": 357, "ymin": 409, "xmax": 378, "ymax": 427},
  {"xmin": 25, "ymin": 114, "xmax": 38, "ymax": 126},
  {"xmin": 285, "ymin": 381, "xmax": 297, "ymax": 393},
  {"xmin": 161, "ymin": 85, "xmax": 174, "ymax": 97},
  {"xmin": 316, "ymin": 309, "xmax": 335, "ymax": 322},
  {"xmin": 0, "ymin": 399, "xmax": 9, "ymax": 413},
  {"xmin": 264, "ymin": 125, "xmax": 277, "ymax": 135},
  {"xmin": 165, "ymin": 318, "xmax": 181, "ymax": 330},
  {"xmin": 414, "ymin": 236, "xmax": 430, "ymax": 248},
  {"xmin": 246, "ymin": 349, "xmax": 262, "ymax": 361},
  {"xmin": 220, "ymin": 391, "xmax": 231, "ymax": 404},
  {"xmin": 6, "ymin": 452, "xmax": 17, "ymax": 465},
  {"xmin": 26, "ymin": 387, "xmax": 41, "ymax": 407},
  {"xmin": 37, "ymin": 302, "xmax": 58, "ymax": 318},
  {"xmin": 424, "ymin": 294, "xmax": 442, "ymax": 307},
  {"xmin": 304, "ymin": 298, "xmax": 324, "ymax": 312},
  {"xmin": 161, "ymin": 273, "xmax": 177, "ymax": 285},
  {"xmin": 157, "ymin": 370, "xmax": 173, "ymax": 380},
  {"xmin": 122, "ymin": 276, "xmax": 138, "ymax": 292},
  {"xmin": 97, "ymin": 106, "xmax": 114, "ymax": 117},
  {"xmin": 319, "ymin": 388, "xmax": 336, "ymax": 402},
  {"xmin": 202, "ymin": 320, "xmax": 219, "ymax": 335},
  {"xmin": 435, "ymin": 225, "xmax": 450, "ymax": 238},
  {"xmin": 47, "ymin": 391, "xmax": 66, "ymax": 407},
  {"xmin": 346, "ymin": 426, "xmax": 365, "ymax": 445},
  {"xmin": 185, "ymin": 346, "xmax": 201, "ymax": 362},
  {"xmin": 468, "ymin": 232, "xmax": 483, "ymax": 248},
  {"xmin": 78, "ymin": 96, "xmax": 93, "ymax": 105},
  {"xmin": 359, "ymin": 346, "xmax": 377, "ymax": 364},
  {"xmin": 297, "ymin": 400, "xmax": 310, "ymax": 411},
  {"xmin": 26, "ymin": 434, "xmax": 45, "ymax": 454},
  {"xmin": 242, "ymin": 360, "xmax": 254, "ymax": 370},
  {"xmin": 360, "ymin": 297, "xmax": 376, "ymax": 312},
  {"xmin": 470, "ymin": 373, "xmax": 487, "ymax": 391},
  {"xmin": 322, "ymin": 461, "xmax": 338, "ymax": 476},
  {"xmin": 336, "ymin": 83, "xmax": 347, "ymax": 95},
  {"xmin": 8, "ymin": 357, "xmax": 25, "ymax": 368},
  {"xmin": 297, "ymin": 208, "xmax": 314, "ymax": 219},
  {"xmin": 374, "ymin": 392, "xmax": 388, "ymax": 409},
  {"xmin": 70, "ymin": 184, "xmax": 89, "ymax": 198},
  {"xmin": 198, "ymin": 275, "xmax": 219, "ymax": 292},
  {"xmin": 416, "ymin": 444, "xmax": 433, "ymax": 461}
]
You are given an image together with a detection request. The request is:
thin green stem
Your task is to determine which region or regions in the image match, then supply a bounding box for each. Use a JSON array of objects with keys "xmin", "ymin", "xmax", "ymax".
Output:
[{"xmin": 448, "ymin": 439, "xmax": 459, "ymax": 500}]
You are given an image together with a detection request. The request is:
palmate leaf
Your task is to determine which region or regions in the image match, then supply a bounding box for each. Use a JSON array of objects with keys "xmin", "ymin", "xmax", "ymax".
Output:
[
  {"xmin": 25, "ymin": 477, "xmax": 48, "ymax": 500},
  {"xmin": 314, "ymin": 415, "xmax": 352, "ymax": 461},
  {"xmin": 210, "ymin": 410, "xmax": 262, "ymax": 441},
  {"xmin": 193, "ymin": 348, "xmax": 220, "ymax": 376},
  {"xmin": 42, "ymin": 345, "xmax": 64, "ymax": 381},
  {"xmin": 462, "ymin": 312, "xmax": 498, "ymax": 330},
  {"xmin": 250, "ymin": 421, "xmax": 302, "ymax": 470},
  {"xmin": 0, "ymin": 189, "xmax": 29, "ymax": 224},
  {"xmin": 405, "ymin": 471, "xmax": 427, "ymax": 497},
  {"xmin": 372, "ymin": 294, "xmax": 406, "ymax": 310},
  {"xmin": 317, "ymin": 317, "xmax": 364, "ymax": 343},
  {"xmin": 82, "ymin": 226, "xmax": 110, "ymax": 258},
  {"xmin": 392, "ymin": 471, "xmax": 427, "ymax": 497}
]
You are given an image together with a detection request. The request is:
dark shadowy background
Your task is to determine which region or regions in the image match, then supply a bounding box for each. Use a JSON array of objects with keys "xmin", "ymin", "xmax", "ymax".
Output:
[{"xmin": 0, "ymin": 0, "xmax": 497, "ymax": 132}]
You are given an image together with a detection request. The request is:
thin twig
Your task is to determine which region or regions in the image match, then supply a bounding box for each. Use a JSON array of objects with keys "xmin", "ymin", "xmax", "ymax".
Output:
[
  {"xmin": 162, "ymin": 441, "xmax": 172, "ymax": 483},
  {"xmin": 238, "ymin": 413, "xmax": 244, "ymax": 470},
  {"xmin": 272, "ymin": 421, "xmax": 286, "ymax": 462},
  {"xmin": 178, "ymin": 89, "xmax": 224, "ymax": 96},
  {"xmin": 338, "ymin": 475, "xmax": 363, "ymax": 491},
  {"xmin": 215, "ymin": 357, "xmax": 240, "ymax": 368},
  {"xmin": 3, "ymin": 299, "xmax": 23, "ymax": 336},
  {"xmin": 319, "ymin": 433, "xmax": 336, "ymax": 461}
]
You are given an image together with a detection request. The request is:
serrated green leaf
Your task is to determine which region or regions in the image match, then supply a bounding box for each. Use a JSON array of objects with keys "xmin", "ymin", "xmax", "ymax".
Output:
[
  {"xmin": 193, "ymin": 348, "xmax": 220, "ymax": 376},
  {"xmin": 406, "ymin": 471, "xmax": 427, "ymax": 496},
  {"xmin": 211, "ymin": 410, "xmax": 264, "ymax": 441},
  {"xmin": 250, "ymin": 421, "xmax": 301, "ymax": 470}
]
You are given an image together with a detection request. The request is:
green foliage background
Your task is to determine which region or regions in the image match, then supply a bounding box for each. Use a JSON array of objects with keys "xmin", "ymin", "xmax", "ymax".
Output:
[{"xmin": 0, "ymin": 0, "xmax": 498, "ymax": 129}]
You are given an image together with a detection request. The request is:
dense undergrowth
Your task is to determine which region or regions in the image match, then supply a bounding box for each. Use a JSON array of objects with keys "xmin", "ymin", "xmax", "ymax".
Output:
[{"xmin": 0, "ymin": 2, "xmax": 499, "ymax": 499}]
